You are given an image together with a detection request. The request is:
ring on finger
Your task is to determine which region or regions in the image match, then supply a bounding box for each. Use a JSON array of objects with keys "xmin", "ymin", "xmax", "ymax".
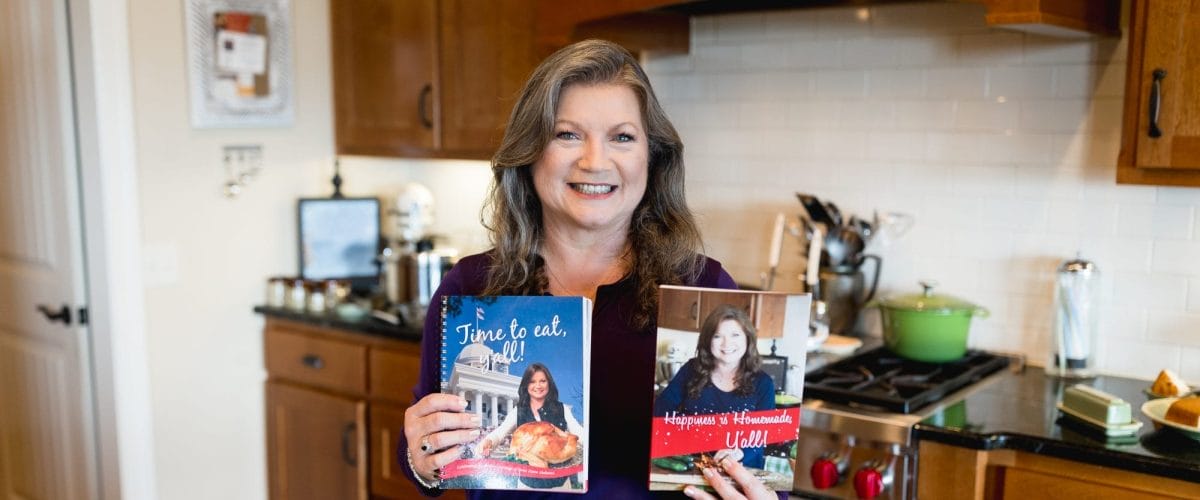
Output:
[{"xmin": 419, "ymin": 437, "xmax": 434, "ymax": 454}]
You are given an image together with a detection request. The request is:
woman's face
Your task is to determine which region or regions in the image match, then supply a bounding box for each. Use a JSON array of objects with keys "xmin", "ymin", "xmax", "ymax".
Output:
[
  {"xmin": 527, "ymin": 370, "xmax": 550, "ymax": 401},
  {"xmin": 532, "ymin": 83, "xmax": 649, "ymax": 236},
  {"xmin": 710, "ymin": 319, "xmax": 748, "ymax": 367}
]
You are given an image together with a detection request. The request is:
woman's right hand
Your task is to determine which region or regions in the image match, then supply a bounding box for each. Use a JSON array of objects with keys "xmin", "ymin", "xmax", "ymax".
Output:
[{"xmin": 403, "ymin": 393, "xmax": 482, "ymax": 484}]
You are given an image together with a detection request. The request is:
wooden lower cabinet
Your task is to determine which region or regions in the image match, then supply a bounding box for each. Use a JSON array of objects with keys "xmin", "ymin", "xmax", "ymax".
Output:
[
  {"xmin": 266, "ymin": 381, "xmax": 367, "ymax": 500},
  {"xmin": 918, "ymin": 440, "xmax": 1200, "ymax": 499},
  {"xmin": 263, "ymin": 318, "xmax": 465, "ymax": 500}
]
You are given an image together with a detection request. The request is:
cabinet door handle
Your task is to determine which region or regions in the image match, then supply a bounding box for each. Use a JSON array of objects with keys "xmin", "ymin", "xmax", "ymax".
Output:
[
  {"xmin": 1148, "ymin": 68, "xmax": 1166, "ymax": 138},
  {"xmin": 418, "ymin": 84, "xmax": 433, "ymax": 129},
  {"xmin": 301, "ymin": 354, "xmax": 324, "ymax": 370},
  {"xmin": 341, "ymin": 422, "xmax": 357, "ymax": 466},
  {"xmin": 690, "ymin": 301, "xmax": 699, "ymax": 320}
]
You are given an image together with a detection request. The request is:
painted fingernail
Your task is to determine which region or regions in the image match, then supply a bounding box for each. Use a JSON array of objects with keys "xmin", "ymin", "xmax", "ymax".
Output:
[
  {"xmin": 468, "ymin": 429, "xmax": 481, "ymax": 439},
  {"xmin": 470, "ymin": 415, "xmax": 482, "ymax": 427},
  {"xmin": 458, "ymin": 398, "xmax": 469, "ymax": 408},
  {"xmin": 683, "ymin": 486, "xmax": 697, "ymax": 497}
]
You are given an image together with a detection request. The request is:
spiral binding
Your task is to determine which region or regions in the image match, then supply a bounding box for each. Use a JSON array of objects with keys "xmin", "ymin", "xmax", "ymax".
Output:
[{"xmin": 440, "ymin": 295, "xmax": 449, "ymax": 392}]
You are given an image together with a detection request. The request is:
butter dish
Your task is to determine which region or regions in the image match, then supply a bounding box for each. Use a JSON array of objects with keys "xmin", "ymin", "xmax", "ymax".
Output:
[{"xmin": 1057, "ymin": 384, "xmax": 1143, "ymax": 437}]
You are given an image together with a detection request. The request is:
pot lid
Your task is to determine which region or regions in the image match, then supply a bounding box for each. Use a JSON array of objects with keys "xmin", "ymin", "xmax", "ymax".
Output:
[{"xmin": 880, "ymin": 280, "xmax": 981, "ymax": 313}]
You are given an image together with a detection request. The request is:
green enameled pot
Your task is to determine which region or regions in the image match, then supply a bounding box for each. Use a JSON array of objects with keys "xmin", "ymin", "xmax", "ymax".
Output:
[{"xmin": 874, "ymin": 281, "xmax": 989, "ymax": 363}]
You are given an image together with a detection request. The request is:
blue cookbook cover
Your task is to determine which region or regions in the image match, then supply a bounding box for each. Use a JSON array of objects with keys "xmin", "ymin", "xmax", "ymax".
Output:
[{"xmin": 439, "ymin": 295, "xmax": 592, "ymax": 493}]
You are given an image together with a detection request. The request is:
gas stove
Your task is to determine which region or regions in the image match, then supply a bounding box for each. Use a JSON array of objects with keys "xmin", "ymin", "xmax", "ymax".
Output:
[{"xmin": 793, "ymin": 347, "xmax": 1014, "ymax": 499}]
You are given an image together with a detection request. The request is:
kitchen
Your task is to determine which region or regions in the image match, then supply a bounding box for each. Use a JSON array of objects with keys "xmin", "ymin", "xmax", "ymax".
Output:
[{"xmin": 2, "ymin": 0, "xmax": 1199, "ymax": 499}]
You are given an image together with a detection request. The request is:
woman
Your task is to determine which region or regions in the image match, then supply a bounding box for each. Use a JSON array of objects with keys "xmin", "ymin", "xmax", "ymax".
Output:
[
  {"xmin": 476, "ymin": 363, "xmax": 584, "ymax": 488},
  {"xmin": 401, "ymin": 39, "xmax": 778, "ymax": 500},
  {"xmin": 654, "ymin": 304, "xmax": 776, "ymax": 469}
]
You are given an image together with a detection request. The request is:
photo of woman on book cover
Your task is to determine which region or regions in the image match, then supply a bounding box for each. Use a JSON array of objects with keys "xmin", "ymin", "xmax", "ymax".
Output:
[
  {"xmin": 653, "ymin": 304, "xmax": 775, "ymax": 468},
  {"xmin": 476, "ymin": 362, "xmax": 585, "ymax": 489}
]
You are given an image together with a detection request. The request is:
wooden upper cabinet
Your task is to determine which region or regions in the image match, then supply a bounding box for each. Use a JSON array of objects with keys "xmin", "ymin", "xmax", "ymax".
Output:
[
  {"xmin": 332, "ymin": 0, "xmax": 437, "ymax": 157},
  {"xmin": 331, "ymin": 0, "xmax": 537, "ymax": 159},
  {"xmin": 1118, "ymin": 0, "xmax": 1200, "ymax": 186}
]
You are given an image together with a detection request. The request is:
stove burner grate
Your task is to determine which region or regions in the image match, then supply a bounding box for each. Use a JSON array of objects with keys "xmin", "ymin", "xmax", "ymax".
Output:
[{"xmin": 804, "ymin": 348, "xmax": 1010, "ymax": 413}]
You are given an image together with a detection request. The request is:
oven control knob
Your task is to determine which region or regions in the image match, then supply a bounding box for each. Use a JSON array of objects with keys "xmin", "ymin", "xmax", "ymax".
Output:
[
  {"xmin": 810, "ymin": 458, "xmax": 840, "ymax": 489},
  {"xmin": 853, "ymin": 460, "xmax": 891, "ymax": 499}
]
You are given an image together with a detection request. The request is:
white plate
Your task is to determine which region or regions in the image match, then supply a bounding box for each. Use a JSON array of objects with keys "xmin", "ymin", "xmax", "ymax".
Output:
[{"xmin": 1141, "ymin": 398, "xmax": 1200, "ymax": 440}]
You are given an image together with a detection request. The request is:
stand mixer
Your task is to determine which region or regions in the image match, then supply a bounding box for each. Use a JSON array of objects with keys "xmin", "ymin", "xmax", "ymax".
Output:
[{"xmin": 380, "ymin": 182, "xmax": 454, "ymax": 325}]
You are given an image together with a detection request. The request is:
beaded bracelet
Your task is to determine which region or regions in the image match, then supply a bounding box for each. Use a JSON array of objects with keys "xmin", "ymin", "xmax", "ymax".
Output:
[{"xmin": 406, "ymin": 448, "xmax": 441, "ymax": 490}]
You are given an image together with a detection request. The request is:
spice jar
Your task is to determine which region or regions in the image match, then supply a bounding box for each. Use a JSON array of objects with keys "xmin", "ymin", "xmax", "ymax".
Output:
[
  {"xmin": 285, "ymin": 278, "xmax": 307, "ymax": 313},
  {"xmin": 306, "ymin": 280, "xmax": 328, "ymax": 315},
  {"xmin": 265, "ymin": 277, "xmax": 287, "ymax": 308},
  {"xmin": 1049, "ymin": 256, "xmax": 1100, "ymax": 378},
  {"xmin": 324, "ymin": 279, "xmax": 351, "ymax": 308}
]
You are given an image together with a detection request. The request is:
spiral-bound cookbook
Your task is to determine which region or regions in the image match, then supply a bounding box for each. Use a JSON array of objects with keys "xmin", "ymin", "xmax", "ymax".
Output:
[
  {"xmin": 438, "ymin": 295, "xmax": 593, "ymax": 493},
  {"xmin": 649, "ymin": 286, "xmax": 810, "ymax": 492}
]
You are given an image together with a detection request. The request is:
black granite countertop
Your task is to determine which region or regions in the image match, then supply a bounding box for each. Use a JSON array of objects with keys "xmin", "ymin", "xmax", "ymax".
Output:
[
  {"xmin": 253, "ymin": 305, "xmax": 424, "ymax": 341},
  {"xmin": 914, "ymin": 366, "xmax": 1200, "ymax": 483}
]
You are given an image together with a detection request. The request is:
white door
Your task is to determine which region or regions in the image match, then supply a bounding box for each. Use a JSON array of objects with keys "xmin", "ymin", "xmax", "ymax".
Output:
[{"xmin": 0, "ymin": 0, "xmax": 100, "ymax": 498}]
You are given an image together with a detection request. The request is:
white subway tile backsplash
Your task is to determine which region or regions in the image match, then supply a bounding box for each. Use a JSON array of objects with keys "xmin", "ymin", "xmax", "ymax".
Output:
[
  {"xmin": 656, "ymin": 2, "xmax": 1196, "ymax": 375},
  {"xmin": 954, "ymin": 100, "xmax": 1019, "ymax": 131},
  {"xmin": 1119, "ymin": 204, "xmax": 1194, "ymax": 240},
  {"xmin": 1023, "ymin": 36, "xmax": 1106, "ymax": 65},
  {"xmin": 894, "ymin": 101, "xmax": 956, "ymax": 130},
  {"xmin": 1018, "ymin": 99, "xmax": 1091, "ymax": 132},
  {"xmin": 867, "ymin": 69, "xmax": 926, "ymax": 98},
  {"xmin": 866, "ymin": 131, "xmax": 923, "ymax": 160},
  {"xmin": 1152, "ymin": 240, "xmax": 1200, "ymax": 276},
  {"xmin": 842, "ymin": 101, "xmax": 896, "ymax": 129},
  {"xmin": 1077, "ymin": 236, "xmax": 1153, "ymax": 274},
  {"xmin": 1190, "ymin": 279, "xmax": 1200, "ymax": 313},
  {"xmin": 1098, "ymin": 306, "xmax": 1147, "ymax": 341},
  {"xmin": 693, "ymin": 45, "xmax": 743, "ymax": 71},
  {"xmin": 926, "ymin": 132, "xmax": 984, "ymax": 163},
  {"xmin": 1045, "ymin": 201, "xmax": 1118, "ymax": 236},
  {"xmin": 1146, "ymin": 312, "xmax": 1200, "ymax": 348},
  {"xmin": 1015, "ymin": 167, "xmax": 1085, "ymax": 200},
  {"xmin": 1102, "ymin": 339, "xmax": 1180, "ymax": 380},
  {"xmin": 1112, "ymin": 273, "xmax": 1188, "ymax": 310},
  {"xmin": 1054, "ymin": 132, "xmax": 1122, "ymax": 169},
  {"xmin": 1181, "ymin": 348, "xmax": 1200, "ymax": 382},
  {"xmin": 987, "ymin": 67, "xmax": 1056, "ymax": 99},
  {"xmin": 814, "ymin": 70, "xmax": 868, "ymax": 98},
  {"xmin": 956, "ymin": 32, "xmax": 1025, "ymax": 66},
  {"xmin": 715, "ymin": 12, "xmax": 768, "ymax": 45},
  {"xmin": 950, "ymin": 165, "xmax": 1016, "ymax": 197},
  {"xmin": 926, "ymin": 68, "xmax": 988, "ymax": 99},
  {"xmin": 892, "ymin": 37, "xmax": 956, "ymax": 67},
  {"xmin": 786, "ymin": 40, "xmax": 844, "ymax": 69},
  {"xmin": 843, "ymin": 38, "xmax": 900, "ymax": 68},
  {"xmin": 1157, "ymin": 187, "xmax": 1200, "ymax": 206}
]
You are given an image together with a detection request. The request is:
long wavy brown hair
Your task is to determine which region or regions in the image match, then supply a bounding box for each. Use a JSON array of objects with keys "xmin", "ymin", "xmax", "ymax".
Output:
[
  {"xmin": 686, "ymin": 304, "xmax": 762, "ymax": 400},
  {"xmin": 481, "ymin": 39, "xmax": 703, "ymax": 328}
]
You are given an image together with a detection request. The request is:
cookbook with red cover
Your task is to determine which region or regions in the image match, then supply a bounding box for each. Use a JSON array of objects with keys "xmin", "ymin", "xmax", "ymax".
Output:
[
  {"xmin": 649, "ymin": 285, "xmax": 810, "ymax": 491},
  {"xmin": 438, "ymin": 295, "xmax": 592, "ymax": 493}
]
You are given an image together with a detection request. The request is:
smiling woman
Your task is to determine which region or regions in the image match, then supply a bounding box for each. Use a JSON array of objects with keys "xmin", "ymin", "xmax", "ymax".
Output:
[{"xmin": 399, "ymin": 39, "xmax": 782, "ymax": 500}]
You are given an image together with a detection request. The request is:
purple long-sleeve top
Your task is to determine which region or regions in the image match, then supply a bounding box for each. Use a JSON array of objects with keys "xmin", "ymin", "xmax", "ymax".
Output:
[{"xmin": 400, "ymin": 252, "xmax": 787, "ymax": 499}]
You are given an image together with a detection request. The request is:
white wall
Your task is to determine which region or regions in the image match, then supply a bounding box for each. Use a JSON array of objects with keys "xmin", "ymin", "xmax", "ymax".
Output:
[
  {"xmin": 128, "ymin": 1, "xmax": 330, "ymax": 498},
  {"xmin": 641, "ymin": 2, "xmax": 1200, "ymax": 380}
]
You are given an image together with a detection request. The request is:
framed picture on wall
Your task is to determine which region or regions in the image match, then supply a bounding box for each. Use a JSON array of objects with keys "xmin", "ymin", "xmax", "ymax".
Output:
[{"xmin": 185, "ymin": 0, "xmax": 294, "ymax": 128}]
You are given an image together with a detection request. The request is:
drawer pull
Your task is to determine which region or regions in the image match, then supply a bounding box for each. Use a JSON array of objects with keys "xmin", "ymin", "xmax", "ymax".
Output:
[
  {"xmin": 341, "ymin": 422, "xmax": 358, "ymax": 466},
  {"xmin": 1149, "ymin": 68, "xmax": 1166, "ymax": 138},
  {"xmin": 301, "ymin": 354, "xmax": 324, "ymax": 370}
]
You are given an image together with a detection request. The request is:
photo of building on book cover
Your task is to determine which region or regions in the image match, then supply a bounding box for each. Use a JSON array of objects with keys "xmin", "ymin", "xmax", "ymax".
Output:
[
  {"xmin": 650, "ymin": 286, "xmax": 810, "ymax": 491},
  {"xmin": 439, "ymin": 295, "xmax": 592, "ymax": 493}
]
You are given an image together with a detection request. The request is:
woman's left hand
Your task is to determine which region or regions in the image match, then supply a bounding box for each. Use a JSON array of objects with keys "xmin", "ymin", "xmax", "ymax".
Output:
[{"xmin": 683, "ymin": 456, "xmax": 775, "ymax": 500}]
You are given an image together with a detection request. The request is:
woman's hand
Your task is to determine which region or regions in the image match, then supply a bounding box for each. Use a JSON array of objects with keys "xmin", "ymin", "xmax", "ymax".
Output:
[
  {"xmin": 683, "ymin": 456, "xmax": 775, "ymax": 500},
  {"xmin": 712, "ymin": 448, "xmax": 744, "ymax": 464},
  {"xmin": 403, "ymin": 393, "xmax": 482, "ymax": 484}
]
